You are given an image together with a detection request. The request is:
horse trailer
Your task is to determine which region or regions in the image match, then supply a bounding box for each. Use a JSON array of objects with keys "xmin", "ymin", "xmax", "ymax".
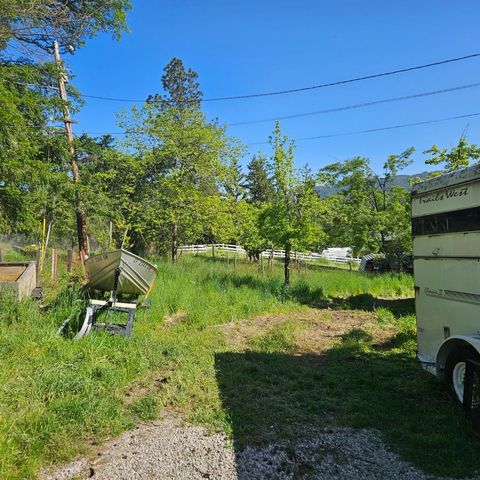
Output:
[{"xmin": 412, "ymin": 165, "xmax": 480, "ymax": 404}]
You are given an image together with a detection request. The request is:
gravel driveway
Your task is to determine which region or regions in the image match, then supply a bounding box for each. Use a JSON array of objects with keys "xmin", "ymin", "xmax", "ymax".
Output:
[{"xmin": 40, "ymin": 415, "xmax": 470, "ymax": 480}]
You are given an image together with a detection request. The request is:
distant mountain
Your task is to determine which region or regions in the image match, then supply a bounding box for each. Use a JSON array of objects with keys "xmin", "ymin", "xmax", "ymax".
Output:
[{"xmin": 316, "ymin": 172, "xmax": 430, "ymax": 197}]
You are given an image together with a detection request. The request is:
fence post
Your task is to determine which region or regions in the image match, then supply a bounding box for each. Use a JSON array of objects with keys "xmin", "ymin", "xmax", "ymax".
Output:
[
  {"xmin": 0, "ymin": 248, "xmax": 3, "ymax": 262},
  {"xmin": 260, "ymin": 253, "xmax": 264, "ymax": 275},
  {"xmin": 51, "ymin": 248, "xmax": 58, "ymax": 280},
  {"xmin": 67, "ymin": 249, "xmax": 73, "ymax": 273},
  {"xmin": 234, "ymin": 252, "xmax": 237, "ymax": 269},
  {"xmin": 212, "ymin": 244, "xmax": 215, "ymax": 258},
  {"xmin": 36, "ymin": 247, "xmax": 42, "ymax": 277},
  {"xmin": 226, "ymin": 248, "xmax": 229, "ymax": 265}
]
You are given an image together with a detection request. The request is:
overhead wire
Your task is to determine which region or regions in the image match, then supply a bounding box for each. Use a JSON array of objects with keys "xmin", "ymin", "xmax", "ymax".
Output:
[
  {"xmin": 247, "ymin": 112, "xmax": 480, "ymax": 145},
  {"xmin": 7, "ymin": 52, "xmax": 480, "ymax": 147},
  {"xmin": 228, "ymin": 82, "xmax": 480, "ymax": 126},
  {"xmin": 77, "ymin": 112, "xmax": 480, "ymax": 143},
  {"xmin": 203, "ymin": 53, "xmax": 480, "ymax": 101},
  {"xmin": 9, "ymin": 52, "xmax": 480, "ymax": 103}
]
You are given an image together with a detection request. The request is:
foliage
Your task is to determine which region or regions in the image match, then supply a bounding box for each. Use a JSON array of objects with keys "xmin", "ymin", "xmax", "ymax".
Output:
[
  {"xmin": 318, "ymin": 148, "xmax": 414, "ymax": 257},
  {"xmin": 0, "ymin": 0, "xmax": 131, "ymax": 55},
  {"xmin": 260, "ymin": 122, "xmax": 325, "ymax": 283},
  {"xmin": 424, "ymin": 136, "xmax": 480, "ymax": 175},
  {"xmin": 0, "ymin": 61, "xmax": 78, "ymax": 238},
  {"xmin": 244, "ymin": 153, "xmax": 274, "ymax": 204},
  {"xmin": 116, "ymin": 58, "xmax": 243, "ymax": 258},
  {"xmin": 147, "ymin": 57, "xmax": 202, "ymax": 114},
  {"xmin": 0, "ymin": 0, "xmax": 130, "ymax": 251}
]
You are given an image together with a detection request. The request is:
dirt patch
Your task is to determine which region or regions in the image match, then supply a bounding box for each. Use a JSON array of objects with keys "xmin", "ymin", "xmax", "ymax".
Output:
[
  {"xmin": 218, "ymin": 313, "xmax": 293, "ymax": 348},
  {"xmin": 123, "ymin": 374, "xmax": 169, "ymax": 407},
  {"xmin": 164, "ymin": 310, "xmax": 188, "ymax": 326},
  {"xmin": 219, "ymin": 308, "xmax": 396, "ymax": 354}
]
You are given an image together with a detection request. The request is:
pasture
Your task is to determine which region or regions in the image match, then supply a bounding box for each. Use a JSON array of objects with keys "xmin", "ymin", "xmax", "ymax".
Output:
[{"xmin": 0, "ymin": 256, "xmax": 478, "ymax": 479}]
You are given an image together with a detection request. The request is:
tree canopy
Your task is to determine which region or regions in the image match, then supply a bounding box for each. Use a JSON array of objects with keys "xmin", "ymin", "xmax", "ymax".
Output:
[{"xmin": 0, "ymin": 0, "xmax": 131, "ymax": 55}]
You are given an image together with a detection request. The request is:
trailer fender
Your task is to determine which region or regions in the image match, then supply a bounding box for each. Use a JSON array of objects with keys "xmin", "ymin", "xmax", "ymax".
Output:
[{"xmin": 436, "ymin": 335, "xmax": 480, "ymax": 378}]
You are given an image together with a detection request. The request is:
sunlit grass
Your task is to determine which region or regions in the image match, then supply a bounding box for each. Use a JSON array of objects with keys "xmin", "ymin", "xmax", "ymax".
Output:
[{"xmin": 0, "ymin": 255, "xmax": 424, "ymax": 479}]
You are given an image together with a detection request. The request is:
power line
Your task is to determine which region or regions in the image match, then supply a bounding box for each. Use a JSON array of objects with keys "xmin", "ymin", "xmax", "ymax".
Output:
[
  {"xmin": 78, "ymin": 111, "xmax": 480, "ymax": 142},
  {"xmin": 228, "ymin": 82, "xmax": 480, "ymax": 126},
  {"xmin": 10, "ymin": 52, "xmax": 480, "ymax": 104},
  {"xmin": 248, "ymin": 112, "xmax": 480, "ymax": 145},
  {"xmin": 58, "ymin": 81, "xmax": 480, "ymax": 136},
  {"xmin": 205, "ymin": 53, "xmax": 480, "ymax": 101}
]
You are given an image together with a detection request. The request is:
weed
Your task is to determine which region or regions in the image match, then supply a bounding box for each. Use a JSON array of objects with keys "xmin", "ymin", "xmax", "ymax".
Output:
[{"xmin": 130, "ymin": 395, "xmax": 158, "ymax": 421}]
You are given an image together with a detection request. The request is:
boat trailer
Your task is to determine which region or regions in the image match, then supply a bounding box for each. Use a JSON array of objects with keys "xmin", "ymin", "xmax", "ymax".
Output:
[
  {"xmin": 58, "ymin": 250, "xmax": 157, "ymax": 339},
  {"xmin": 75, "ymin": 298, "xmax": 137, "ymax": 339},
  {"xmin": 77, "ymin": 266, "xmax": 138, "ymax": 339}
]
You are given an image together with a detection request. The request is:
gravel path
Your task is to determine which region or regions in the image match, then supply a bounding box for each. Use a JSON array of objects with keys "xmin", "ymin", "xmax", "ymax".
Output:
[{"xmin": 40, "ymin": 416, "xmax": 471, "ymax": 480}]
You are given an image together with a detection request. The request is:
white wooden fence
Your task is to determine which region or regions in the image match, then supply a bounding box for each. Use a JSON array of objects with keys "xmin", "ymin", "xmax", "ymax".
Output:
[{"xmin": 179, "ymin": 243, "xmax": 361, "ymax": 265}]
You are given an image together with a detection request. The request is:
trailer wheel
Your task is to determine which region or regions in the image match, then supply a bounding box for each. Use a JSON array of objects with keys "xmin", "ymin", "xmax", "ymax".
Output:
[{"xmin": 445, "ymin": 346, "xmax": 480, "ymax": 404}]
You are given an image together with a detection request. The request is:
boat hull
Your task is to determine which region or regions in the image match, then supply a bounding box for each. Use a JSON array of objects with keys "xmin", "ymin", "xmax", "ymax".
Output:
[{"xmin": 85, "ymin": 250, "xmax": 157, "ymax": 296}]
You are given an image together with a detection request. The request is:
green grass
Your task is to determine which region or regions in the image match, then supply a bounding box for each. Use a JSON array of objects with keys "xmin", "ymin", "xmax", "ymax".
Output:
[
  {"xmin": 0, "ymin": 255, "xmax": 476, "ymax": 478},
  {"xmin": 217, "ymin": 315, "xmax": 480, "ymax": 477}
]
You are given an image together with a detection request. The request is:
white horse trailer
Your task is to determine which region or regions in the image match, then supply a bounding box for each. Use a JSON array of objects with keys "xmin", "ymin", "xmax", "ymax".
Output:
[{"xmin": 412, "ymin": 165, "xmax": 480, "ymax": 403}]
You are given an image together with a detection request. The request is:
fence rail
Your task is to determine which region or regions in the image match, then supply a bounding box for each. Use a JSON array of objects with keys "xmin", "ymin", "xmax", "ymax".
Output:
[{"xmin": 179, "ymin": 244, "xmax": 361, "ymax": 265}]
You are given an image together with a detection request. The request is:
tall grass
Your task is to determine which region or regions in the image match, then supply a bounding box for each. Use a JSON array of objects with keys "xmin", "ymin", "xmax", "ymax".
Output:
[{"xmin": 0, "ymin": 256, "xmax": 413, "ymax": 479}]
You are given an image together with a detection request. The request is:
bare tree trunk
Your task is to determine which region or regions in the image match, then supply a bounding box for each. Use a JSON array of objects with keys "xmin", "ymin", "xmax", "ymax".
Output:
[
  {"xmin": 284, "ymin": 246, "xmax": 291, "ymax": 285},
  {"xmin": 171, "ymin": 222, "xmax": 178, "ymax": 263}
]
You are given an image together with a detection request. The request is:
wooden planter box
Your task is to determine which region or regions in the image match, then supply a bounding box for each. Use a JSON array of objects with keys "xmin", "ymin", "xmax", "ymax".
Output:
[{"xmin": 0, "ymin": 262, "xmax": 36, "ymax": 300}]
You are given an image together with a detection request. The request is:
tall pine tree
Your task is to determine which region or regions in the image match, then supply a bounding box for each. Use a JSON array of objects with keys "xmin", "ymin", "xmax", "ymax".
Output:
[{"xmin": 245, "ymin": 153, "xmax": 274, "ymax": 204}]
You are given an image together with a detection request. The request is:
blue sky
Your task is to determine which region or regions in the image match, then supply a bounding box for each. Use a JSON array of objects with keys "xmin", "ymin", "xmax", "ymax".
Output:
[{"xmin": 68, "ymin": 0, "xmax": 480, "ymax": 174}]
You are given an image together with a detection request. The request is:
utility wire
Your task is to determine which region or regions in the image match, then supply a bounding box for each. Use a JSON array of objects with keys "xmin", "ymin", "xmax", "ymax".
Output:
[
  {"xmin": 10, "ymin": 52, "xmax": 480, "ymax": 103},
  {"xmin": 78, "ymin": 112, "xmax": 480, "ymax": 141},
  {"xmin": 205, "ymin": 53, "xmax": 480, "ymax": 101},
  {"xmin": 248, "ymin": 112, "xmax": 480, "ymax": 145},
  {"xmin": 228, "ymin": 82, "xmax": 480, "ymax": 126}
]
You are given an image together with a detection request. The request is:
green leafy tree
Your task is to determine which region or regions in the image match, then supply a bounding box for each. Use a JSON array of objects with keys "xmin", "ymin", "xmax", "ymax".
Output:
[
  {"xmin": 259, "ymin": 122, "xmax": 325, "ymax": 284},
  {"xmin": 318, "ymin": 148, "xmax": 414, "ymax": 257},
  {"xmin": 0, "ymin": 0, "xmax": 131, "ymax": 55},
  {"xmin": 118, "ymin": 59, "xmax": 242, "ymax": 260},
  {"xmin": 237, "ymin": 202, "xmax": 266, "ymax": 261},
  {"xmin": 424, "ymin": 137, "xmax": 480, "ymax": 174},
  {"xmin": 0, "ymin": 0, "xmax": 130, "ymax": 253},
  {"xmin": 0, "ymin": 61, "xmax": 78, "ymax": 237}
]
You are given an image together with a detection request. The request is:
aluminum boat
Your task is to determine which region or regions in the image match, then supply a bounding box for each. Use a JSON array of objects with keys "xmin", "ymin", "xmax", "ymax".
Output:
[{"xmin": 84, "ymin": 249, "xmax": 157, "ymax": 296}]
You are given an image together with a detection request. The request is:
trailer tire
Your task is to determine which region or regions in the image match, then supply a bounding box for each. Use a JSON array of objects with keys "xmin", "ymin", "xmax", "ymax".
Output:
[{"xmin": 445, "ymin": 346, "xmax": 480, "ymax": 404}]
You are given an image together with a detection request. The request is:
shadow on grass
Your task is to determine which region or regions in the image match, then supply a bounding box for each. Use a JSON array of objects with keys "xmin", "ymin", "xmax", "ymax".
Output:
[
  {"xmin": 328, "ymin": 294, "xmax": 416, "ymax": 318},
  {"xmin": 215, "ymin": 327, "xmax": 480, "ymax": 478}
]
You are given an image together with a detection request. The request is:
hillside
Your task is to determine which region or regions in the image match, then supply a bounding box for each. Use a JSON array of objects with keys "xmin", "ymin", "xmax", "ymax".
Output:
[{"xmin": 316, "ymin": 171, "xmax": 430, "ymax": 197}]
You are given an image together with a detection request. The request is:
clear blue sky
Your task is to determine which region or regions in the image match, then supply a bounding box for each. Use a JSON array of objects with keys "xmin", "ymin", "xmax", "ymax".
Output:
[{"xmin": 68, "ymin": 0, "xmax": 480, "ymax": 174}]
